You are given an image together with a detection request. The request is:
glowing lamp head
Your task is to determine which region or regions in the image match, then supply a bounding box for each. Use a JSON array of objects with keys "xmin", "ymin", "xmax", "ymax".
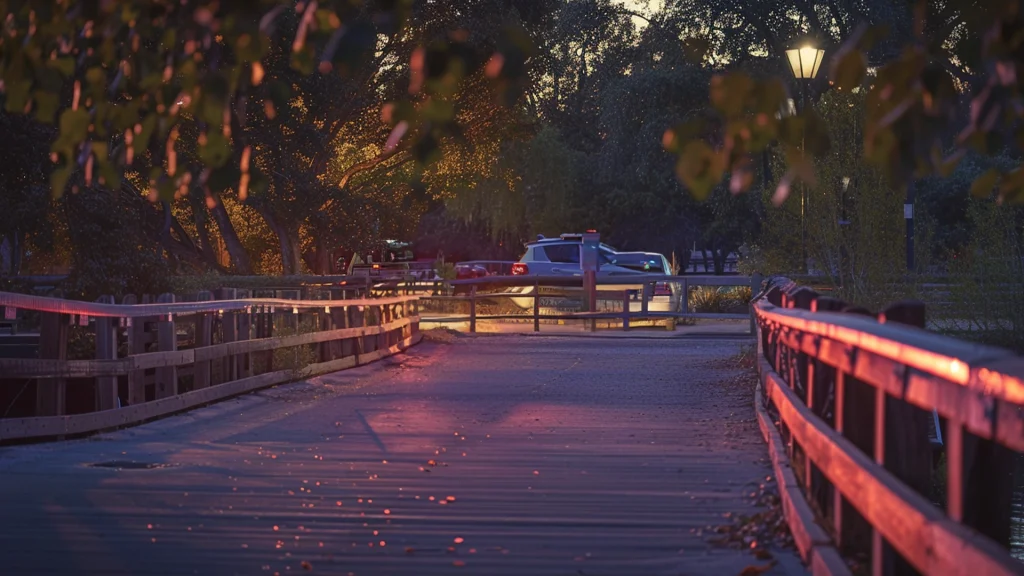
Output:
[{"xmin": 786, "ymin": 45, "xmax": 825, "ymax": 80}]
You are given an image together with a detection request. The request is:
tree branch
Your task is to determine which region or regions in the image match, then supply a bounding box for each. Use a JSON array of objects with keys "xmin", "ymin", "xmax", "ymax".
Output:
[{"xmin": 338, "ymin": 144, "xmax": 406, "ymax": 190}]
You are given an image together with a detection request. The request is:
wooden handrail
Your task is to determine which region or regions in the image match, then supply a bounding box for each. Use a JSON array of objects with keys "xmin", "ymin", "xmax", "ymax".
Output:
[
  {"xmin": 752, "ymin": 279, "xmax": 1024, "ymax": 576},
  {"xmin": 0, "ymin": 290, "xmax": 416, "ymax": 318},
  {"xmin": 0, "ymin": 290, "xmax": 422, "ymax": 442}
]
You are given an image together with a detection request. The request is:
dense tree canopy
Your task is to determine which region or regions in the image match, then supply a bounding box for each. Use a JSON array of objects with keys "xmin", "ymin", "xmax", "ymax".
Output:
[{"xmin": 1, "ymin": 0, "xmax": 1023, "ymax": 297}]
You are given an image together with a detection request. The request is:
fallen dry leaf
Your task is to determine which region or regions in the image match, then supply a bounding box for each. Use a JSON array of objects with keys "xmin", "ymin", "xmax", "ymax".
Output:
[{"xmin": 738, "ymin": 561, "xmax": 776, "ymax": 576}]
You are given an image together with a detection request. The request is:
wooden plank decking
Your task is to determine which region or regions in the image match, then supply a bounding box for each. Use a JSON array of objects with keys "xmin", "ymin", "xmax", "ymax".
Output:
[{"xmin": 0, "ymin": 336, "xmax": 804, "ymax": 576}]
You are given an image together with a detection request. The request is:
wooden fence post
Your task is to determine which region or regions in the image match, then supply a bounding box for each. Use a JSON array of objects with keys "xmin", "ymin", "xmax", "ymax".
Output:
[
  {"xmin": 875, "ymin": 300, "xmax": 934, "ymax": 575},
  {"xmin": 622, "ymin": 290, "xmax": 630, "ymax": 331},
  {"xmin": 336, "ymin": 300, "xmax": 353, "ymax": 360},
  {"xmin": 750, "ymin": 273, "xmax": 763, "ymax": 334},
  {"xmin": 378, "ymin": 303, "xmax": 387, "ymax": 350},
  {"xmin": 836, "ymin": 304, "xmax": 875, "ymax": 558},
  {"xmin": 320, "ymin": 300, "xmax": 334, "ymax": 362},
  {"xmin": 36, "ymin": 310, "xmax": 68, "ymax": 417},
  {"xmin": 533, "ymin": 279, "xmax": 540, "ymax": 333},
  {"xmin": 349, "ymin": 305, "xmax": 364, "ymax": 362},
  {"xmin": 216, "ymin": 288, "xmax": 238, "ymax": 383},
  {"xmin": 155, "ymin": 293, "xmax": 178, "ymax": 398},
  {"xmin": 122, "ymin": 295, "xmax": 147, "ymax": 406},
  {"xmin": 193, "ymin": 291, "xmax": 213, "ymax": 390},
  {"xmin": 469, "ymin": 285, "xmax": 477, "ymax": 334},
  {"xmin": 95, "ymin": 295, "xmax": 119, "ymax": 411}
]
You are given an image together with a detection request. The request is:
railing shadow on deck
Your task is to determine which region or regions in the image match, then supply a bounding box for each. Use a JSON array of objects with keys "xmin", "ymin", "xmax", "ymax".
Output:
[
  {"xmin": 753, "ymin": 277, "xmax": 1024, "ymax": 576},
  {"xmin": 0, "ymin": 289, "xmax": 421, "ymax": 443}
]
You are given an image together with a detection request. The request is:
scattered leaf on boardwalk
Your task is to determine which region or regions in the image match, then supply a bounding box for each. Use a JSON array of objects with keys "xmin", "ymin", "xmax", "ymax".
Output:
[{"xmin": 738, "ymin": 561, "xmax": 776, "ymax": 575}]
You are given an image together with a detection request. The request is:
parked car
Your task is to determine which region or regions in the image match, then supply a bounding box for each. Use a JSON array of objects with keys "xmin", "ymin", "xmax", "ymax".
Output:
[
  {"xmin": 452, "ymin": 263, "xmax": 491, "ymax": 295},
  {"xmin": 455, "ymin": 264, "xmax": 490, "ymax": 280},
  {"xmin": 506, "ymin": 234, "xmax": 678, "ymax": 309}
]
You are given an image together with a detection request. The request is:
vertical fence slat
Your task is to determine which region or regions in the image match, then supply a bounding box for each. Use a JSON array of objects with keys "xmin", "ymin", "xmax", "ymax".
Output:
[
  {"xmin": 123, "ymin": 294, "xmax": 147, "ymax": 406},
  {"xmin": 216, "ymin": 288, "xmax": 238, "ymax": 383},
  {"xmin": 622, "ymin": 290, "xmax": 630, "ymax": 331},
  {"xmin": 947, "ymin": 421, "xmax": 964, "ymax": 522},
  {"xmin": 871, "ymin": 376, "xmax": 887, "ymax": 576},
  {"xmin": 95, "ymin": 295, "xmax": 118, "ymax": 411},
  {"xmin": 36, "ymin": 311, "xmax": 68, "ymax": 417},
  {"xmin": 155, "ymin": 293, "xmax": 178, "ymax": 399},
  {"xmin": 469, "ymin": 285, "xmax": 477, "ymax": 334},
  {"xmin": 238, "ymin": 289, "xmax": 252, "ymax": 377},
  {"xmin": 193, "ymin": 291, "xmax": 213, "ymax": 390},
  {"xmin": 533, "ymin": 280, "xmax": 540, "ymax": 332},
  {"xmin": 877, "ymin": 301, "xmax": 933, "ymax": 575}
]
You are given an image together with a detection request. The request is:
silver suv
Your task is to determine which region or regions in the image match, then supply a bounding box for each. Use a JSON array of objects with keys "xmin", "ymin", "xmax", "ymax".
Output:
[
  {"xmin": 511, "ymin": 234, "xmax": 670, "ymax": 277},
  {"xmin": 506, "ymin": 234, "xmax": 678, "ymax": 310}
]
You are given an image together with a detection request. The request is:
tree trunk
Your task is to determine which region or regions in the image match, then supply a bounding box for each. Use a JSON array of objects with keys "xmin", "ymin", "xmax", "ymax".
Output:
[
  {"xmin": 206, "ymin": 193, "xmax": 253, "ymax": 274},
  {"xmin": 188, "ymin": 196, "xmax": 226, "ymax": 271},
  {"xmin": 313, "ymin": 234, "xmax": 330, "ymax": 275},
  {"xmin": 260, "ymin": 209, "xmax": 303, "ymax": 275}
]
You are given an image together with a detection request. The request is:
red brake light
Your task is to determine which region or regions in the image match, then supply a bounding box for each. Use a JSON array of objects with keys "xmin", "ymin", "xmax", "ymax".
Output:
[{"xmin": 511, "ymin": 263, "xmax": 529, "ymax": 275}]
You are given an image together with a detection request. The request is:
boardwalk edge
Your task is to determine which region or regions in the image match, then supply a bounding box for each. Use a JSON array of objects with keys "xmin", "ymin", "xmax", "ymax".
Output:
[{"xmin": 754, "ymin": 381, "xmax": 852, "ymax": 576}]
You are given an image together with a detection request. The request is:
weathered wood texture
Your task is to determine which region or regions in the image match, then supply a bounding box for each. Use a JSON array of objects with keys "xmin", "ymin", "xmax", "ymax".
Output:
[
  {"xmin": 754, "ymin": 277, "xmax": 1024, "ymax": 576},
  {"xmin": 0, "ymin": 290, "xmax": 421, "ymax": 443}
]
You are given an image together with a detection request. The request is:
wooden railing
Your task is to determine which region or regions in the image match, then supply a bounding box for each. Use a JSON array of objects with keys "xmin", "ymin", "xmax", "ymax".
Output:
[
  {"xmin": 0, "ymin": 289, "xmax": 420, "ymax": 443},
  {"xmin": 418, "ymin": 274, "xmax": 761, "ymax": 332},
  {"xmin": 753, "ymin": 277, "xmax": 1024, "ymax": 576}
]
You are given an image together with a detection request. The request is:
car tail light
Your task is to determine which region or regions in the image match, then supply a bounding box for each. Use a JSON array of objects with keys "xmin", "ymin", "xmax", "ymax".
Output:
[{"xmin": 511, "ymin": 263, "xmax": 529, "ymax": 275}]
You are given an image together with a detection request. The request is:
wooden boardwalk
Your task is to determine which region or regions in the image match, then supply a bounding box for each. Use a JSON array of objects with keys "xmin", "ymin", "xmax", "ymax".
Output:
[{"xmin": 0, "ymin": 335, "xmax": 804, "ymax": 576}]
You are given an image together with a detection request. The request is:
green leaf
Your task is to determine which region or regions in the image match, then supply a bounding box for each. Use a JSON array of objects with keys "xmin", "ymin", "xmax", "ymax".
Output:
[
  {"xmin": 290, "ymin": 47, "xmax": 316, "ymax": 75},
  {"xmin": 831, "ymin": 49, "xmax": 866, "ymax": 91},
  {"xmin": 710, "ymin": 74, "xmax": 753, "ymax": 117},
  {"xmin": 676, "ymin": 141, "xmax": 724, "ymax": 201},
  {"xmin": 33, "ymin": 90, "xmax": 60, "ymax": 123},
  {"xmin": 51, "ymin": 109, "xmax": 90, "ymax": 157},
  {"xmin": 46, "ymin": 57, "xmax": 75, "ymax": 77},
  {"xmin": 198, "ymin": 131, "xmax": 232, "ymax": 167},
  {"xmin": 51, "ymin": 163, "xmax": 74, "ymax": 198},
  {"xmin": 971, "ymin": 169, "xmax": 1000, "ymax": 199},
  {"xmin": 135, "ymin": 114, "xmax": 157, "ymax": 155},
  {"xmin": 4, "ymin": 79, "xmax": 33, "ymax": 113}
]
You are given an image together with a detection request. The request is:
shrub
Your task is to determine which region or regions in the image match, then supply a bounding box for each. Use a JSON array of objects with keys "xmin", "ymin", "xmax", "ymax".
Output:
[{"xmin": 689, "ymin": 286, "xmax": 727, "ymax": 313}]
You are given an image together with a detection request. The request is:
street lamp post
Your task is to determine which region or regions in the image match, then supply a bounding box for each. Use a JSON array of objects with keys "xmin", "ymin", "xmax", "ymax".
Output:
[{"xmin": 785, "ymin": 45, "xmax": 825, "ymax": 275}]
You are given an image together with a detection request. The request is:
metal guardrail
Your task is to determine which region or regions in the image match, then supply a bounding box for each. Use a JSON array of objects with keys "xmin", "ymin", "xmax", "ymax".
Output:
[
  {"xmin": 752, "ymin": 278, "xmax": 1024, "ymax": 575},
  {"xmin": 0, "ymin": 289, "xmax": 421, "ymax": 442},
  {"xmin": 419, "ymin": 274, "xmax": 761, "ymax": 333}
]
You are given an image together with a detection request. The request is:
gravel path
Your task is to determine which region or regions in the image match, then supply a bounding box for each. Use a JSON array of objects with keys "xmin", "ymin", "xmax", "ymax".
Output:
[{"xmin": 0, "ymin": 335, "xmax": 804, "ymax": 576}]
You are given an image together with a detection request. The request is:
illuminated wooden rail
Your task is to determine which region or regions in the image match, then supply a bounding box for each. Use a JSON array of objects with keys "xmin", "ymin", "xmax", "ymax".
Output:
[
  {"xmin": 753, "ymin": 278, "xmax": 1024, "ymax": 576},
  {"xmin": 0, "ymin": 289, "xmax": 420, "ymax": 443}
]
